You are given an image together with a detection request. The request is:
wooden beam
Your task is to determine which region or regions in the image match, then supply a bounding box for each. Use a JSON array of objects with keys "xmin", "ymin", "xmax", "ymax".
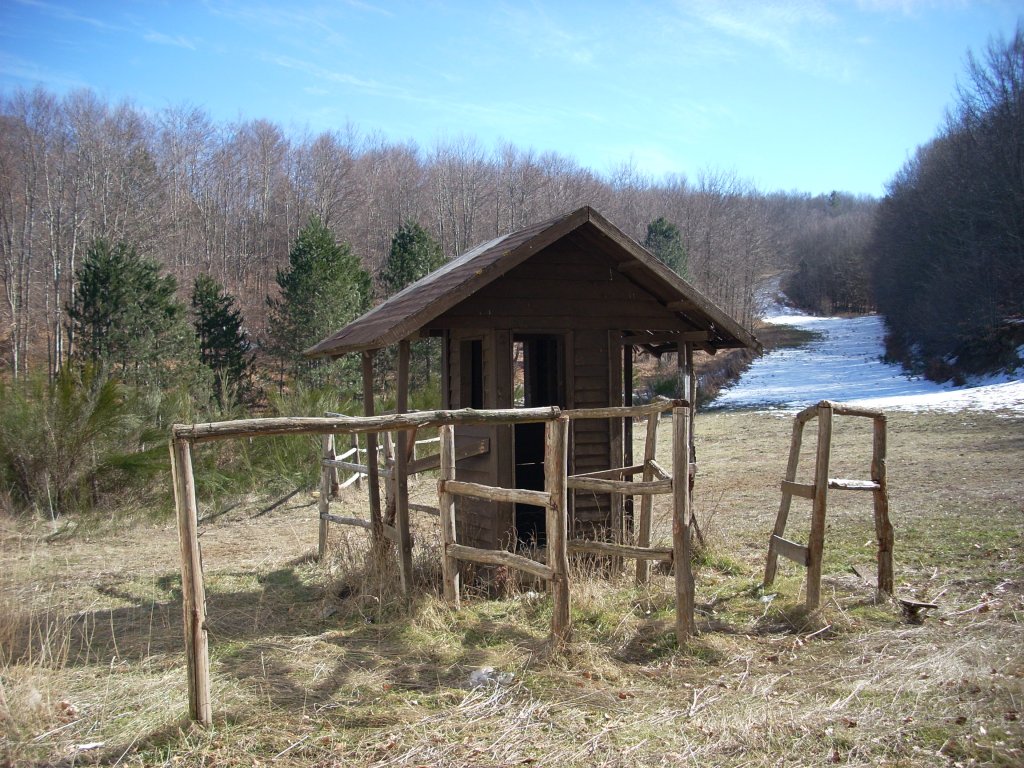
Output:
[
  {"xmin": 770, "ymin": 535, "xmax": 810, "ymax": 566},
  {"xmin": 171, "ymin": 406, "xmax": 561, "ymax": 443},
  {"xmin": 828, "ymin": 478, "xmax": 881, "ymax": 492},
  {"xmin": 442, "ymin": 479, "xmax": 550, "ymax": 508},
  {"xmin": 170, "ymin": 438, "xmax": 212, "ymax": 726},
  {"xmin": 570, "ymin": 539, "xmax": 673, "ymax": 562},
  {"xmin": 395, "ymin": 340, "xmax": 414, "ymax": 598},
  {"xmin": 448, "ymin": 543, "xmax": 553, "ymax": 581},
  {"xmin": 546, "ymin": 416, "xmax": 572, "ymax": 644},
  {"xmin": 673, "ymin": 407, "xmax": 695, "ymax": 642},
  {"xmin": 781, "ymin": 480, "xmax": 815, "ymax": 499},
  {"xmin": 806, "ymin": 403, "xmax": 833, "ymax": 610},
  {"xmin": 317, "ymin": 433, "xmax": 334, "ymax": 560},
  {"xmin": 438, "ymin": 424, "xmax": 460, "ymax": 606},
  {"xmin": 567, "ymin": 476, "xmax": 672, "ymax": 495},
  {"xmin": 872, "ymin": 415, "xmax": 894, "ymax": 596},
  {"xmin": 362, "ymin": 351, "xmax": 384, "ymax": 554},
  {"xmin": 620, "ymin": 331, "xmax": 710, "ymax": 345}
]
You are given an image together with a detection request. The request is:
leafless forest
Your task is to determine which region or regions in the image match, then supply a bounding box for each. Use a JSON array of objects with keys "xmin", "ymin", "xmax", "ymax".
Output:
[{"xmin": 1, "ymin": 87, "xmax": 876, "ymax": 379}]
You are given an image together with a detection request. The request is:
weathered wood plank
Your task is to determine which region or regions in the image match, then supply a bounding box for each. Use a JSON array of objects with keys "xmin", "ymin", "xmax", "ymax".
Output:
[
  {"xmin": 442, "ymin": 479, "xmax": 550, "ymax": 508},
  {"xmin": 673, "ymin": 407, "xmax": 695, "ymax": 641},
  {"xmin": 318, "ymin": 433, "xmax": 334, "ymax": 560},
  {"xmin": 172, "ymin": 406, "xmax": 560, "ymax": 443},
  {"xmin": 448, "ymin": 543, "xmax": 553, "ymax": 581},
  {"xmin": 567, "ymin": 476, "xmax": 672, "ymax": 495},
  {"xmin": 569, "ymin": 539, "xmax": 673, "ymax": 562},
  {"xmin": 439, "ymin": 424, "xmax": 460, "ymax": 605},
  {"xmin": 170, "ymin": 438, "xmax": 212, "ymax": 726},
  {"xmin": 546, "ymin": 417, "xmax": 572, "ymax": 644},
  {"xmin": 828, "ymin": 478, "xmax": 881, "ymax": 492},
  {"xmin": 831, "ymin": 404, "xmax": 884, "ymax": 419},
  {"xmin": 872, "ymin": 415, "xmax": 894, "ymax": 596},
  {"xmin": 781, "ymin": 479, "xmax": 815, "ymax": 499},
  {"xmin": 771, "ymin": 535, "xmax": 810, "ymax": 566},
  {"xmin": 806, "ymin": 403, "xmax": 833, "ymax": 610}
]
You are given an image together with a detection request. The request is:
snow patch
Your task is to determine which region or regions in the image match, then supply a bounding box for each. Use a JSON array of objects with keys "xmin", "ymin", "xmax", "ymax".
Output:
[{"xmin": 711, "ymin": 304, "xmax": 1024, "ymax": 416}]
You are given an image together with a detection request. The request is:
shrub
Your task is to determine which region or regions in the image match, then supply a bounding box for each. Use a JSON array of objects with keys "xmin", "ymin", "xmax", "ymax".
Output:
[{"xmin": 0, "ymin": 367, "xmax": 165, "ymax": 518}]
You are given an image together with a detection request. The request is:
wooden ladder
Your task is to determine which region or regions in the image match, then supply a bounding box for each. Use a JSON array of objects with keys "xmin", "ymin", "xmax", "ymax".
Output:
[{"xmin": 764, "ymin": 400, "xmax": 894, "ymax": 609}]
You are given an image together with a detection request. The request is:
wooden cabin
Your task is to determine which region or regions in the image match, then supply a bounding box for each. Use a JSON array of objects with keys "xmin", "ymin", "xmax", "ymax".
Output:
[{"xmin": 306, "ymin": 206, "xmax": 758, "ymax": 552}]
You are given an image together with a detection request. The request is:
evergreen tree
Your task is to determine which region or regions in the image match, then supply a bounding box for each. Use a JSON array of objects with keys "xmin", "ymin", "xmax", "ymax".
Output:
[
  {"xmin": 377, "ymin": 221, "xmax": 446, "ymax": 394},
  {"xmin": 266, "ymin": 217, "xmax": 370, "ymax": 387},
  {"xmin": 67, "ymin": 238, "xmax": 198, "ymax": 390},
  {"xmin": 192, "ymin": 274, "xmax": 252, "ymax": 407},
  {"xmin": 380, "ymin": 220, "xmax": 445, "ymax": 298},
  {"xmin": 643, "ymin": 217, "xmax": 687, "ymax": 277}
]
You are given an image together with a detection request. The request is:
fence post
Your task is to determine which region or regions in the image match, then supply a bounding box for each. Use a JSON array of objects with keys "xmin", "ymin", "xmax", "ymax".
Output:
[
  {"xmin": 170, "ymin": 437, "xmax": 212, "ymax": 726},
  {"xmin": 673, "ymin": 406, "xmax": 695, "ymax": 642},
  {"xmin": 635, "ymin": 411, "xmax": 660, "ymax": 585},
  {"xmin": 438, "ymin": 424, "xmax": 460, "ymax": 606},
  {"xmin": 872, "ymin": 414, "xmax": 894, "ymax": 596},
  {"xmin": 545, "ymin": 416, "xmax": 571, "ymax": 644},
  {"xmin": 395, "ymin": 339, "xmax": 415, "ymax": 599},
  {"xmin": 318, "ymin": 433, "xmax": 334, "ymax": 561},
  {"xmin": 806, "ymin": 402, "xmax": 833, "ymax": 609}
]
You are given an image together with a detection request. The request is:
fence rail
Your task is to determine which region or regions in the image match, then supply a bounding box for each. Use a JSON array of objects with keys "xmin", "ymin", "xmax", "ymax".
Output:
[{"xmin": 169, "ymin": 398, "xmax": 694, "ymax": 727}]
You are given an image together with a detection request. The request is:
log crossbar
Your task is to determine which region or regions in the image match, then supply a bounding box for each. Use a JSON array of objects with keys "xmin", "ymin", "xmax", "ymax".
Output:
[{"xmin": 764, "ymin": 400, "xmax": 894, "ymax": 610}]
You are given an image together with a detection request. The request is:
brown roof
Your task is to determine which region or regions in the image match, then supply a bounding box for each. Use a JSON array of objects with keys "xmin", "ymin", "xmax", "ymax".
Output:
[{"xmin": 305, "ymin": 206, "xmax": 759, "ymax": 357}]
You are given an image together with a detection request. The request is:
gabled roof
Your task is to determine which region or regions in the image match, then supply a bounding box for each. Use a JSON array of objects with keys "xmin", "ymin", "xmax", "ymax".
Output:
[{"xmin": 305, "ymin": 205, "xmax": 759, "ymax": 357}]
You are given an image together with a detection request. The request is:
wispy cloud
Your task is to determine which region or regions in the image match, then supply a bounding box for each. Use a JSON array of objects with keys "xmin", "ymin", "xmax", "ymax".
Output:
[
  {"xmin": 12, "ymin": 0, "xmax": 123, "ymax": 32},
  {"xmin": 0, "ymin": 50, "xmax": 87, "ymax": 89},
  {"xmin": 496, "ymin": 4, "xmax": 599, "ymax": 67},
  {"xmin": 264, "ymin": 54, "xmax": 382, "ymax": 91},
  {"xmin": 143, "ymin": 31, "xmax": 197, "ymax": 50},
  {"xmin": 678, "ymin": 0, "xmax": 857, "ymax": 81}
]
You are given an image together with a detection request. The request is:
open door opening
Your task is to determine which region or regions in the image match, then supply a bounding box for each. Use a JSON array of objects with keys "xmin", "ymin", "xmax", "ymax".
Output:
[{"xmin": 513, "ymin": 334, "xmax": 565, "ymax": 546}]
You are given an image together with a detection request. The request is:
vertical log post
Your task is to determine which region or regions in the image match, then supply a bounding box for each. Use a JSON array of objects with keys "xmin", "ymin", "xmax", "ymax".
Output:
[
  {"xmin": 438, "ymin": 424, "xmax": 460, "ymax": 606},
  {"xmin": 634, "ymin": 411, "xmax": 660, "ymax": 585},
  {"xmin": 673, "ymin": 406, "xmax": 695, "ymax": 642},
  {"xmin": 872, "ymin": 414, "xmax": 894, "ymax": 596},
  {"xmin": 764, "ymin": 417, "xmax": 808, "ymax": 586},
  {"xmin": 170, "ymin": 438, "xmax": 212, "ymax": 726},
  {"xmin": 623, "ymin": 342, "xmax": 634, "ymax": 530},
  {"xmin": 395, "ymin": 340, "xmax": 414, "ymax": 598},
  {"xmin": 317, "ymin": 433, "xmax": 335, "ymax": 561},
  {"xmin": 806, "ymin": 402, "xmax": 833, "ymax": 610},
  {"xmin": 362, "ymin": 351, "xmax": 385, "ymax": 555},
  {"xmin": 545, "ymin": 416, "xmax": 571, "ymax": 644}
]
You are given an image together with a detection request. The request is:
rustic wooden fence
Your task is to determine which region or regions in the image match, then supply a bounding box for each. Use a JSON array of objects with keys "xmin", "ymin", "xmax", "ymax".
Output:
[
  {"xmin": 763, "ymin": 400, "xmax": 893, "ymax": 609},
  {"xmin": 169, "ymin": 401, "xmax": 694, "ymax": 726}
]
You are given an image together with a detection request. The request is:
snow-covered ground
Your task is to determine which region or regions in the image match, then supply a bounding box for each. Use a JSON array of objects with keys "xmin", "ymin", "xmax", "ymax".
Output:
[{"xmin": 710, "ymin": 303, "xmax": 1024, "ymax": 416}]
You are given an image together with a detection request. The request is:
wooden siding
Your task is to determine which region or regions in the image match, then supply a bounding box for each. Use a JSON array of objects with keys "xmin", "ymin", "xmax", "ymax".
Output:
[{"xmin": 429, "ymin": 234, "xmax": 696, "ymax": 333}]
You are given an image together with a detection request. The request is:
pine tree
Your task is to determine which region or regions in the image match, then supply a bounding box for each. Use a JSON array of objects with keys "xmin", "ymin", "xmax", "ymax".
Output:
[
  {"xmin": 192, "ymin": 274, "xmax": 252, "ymax": 407},
  {"xmin": 643, "ymin": 217, "xmax": 687, "ymax": 277},
  {"xmin": 266, "ymin": 217, "xmax": 370, "ymax": 387},
  {"xmin": 67, "ymin": 238, "xmax": 197, "ymax": 390},
  {"xmin": 380, "ymin": 220, "xmax": 445, "ymax": 298},
  {"xmin": 377, "ymin": 221, "xmax": 446, "ymax": 393}
]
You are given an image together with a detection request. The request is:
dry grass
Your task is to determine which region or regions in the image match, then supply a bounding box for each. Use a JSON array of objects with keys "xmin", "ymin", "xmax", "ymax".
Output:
[{"xmin": 2, "ymin": 410, "xmax": 1022, "ymax": 766}]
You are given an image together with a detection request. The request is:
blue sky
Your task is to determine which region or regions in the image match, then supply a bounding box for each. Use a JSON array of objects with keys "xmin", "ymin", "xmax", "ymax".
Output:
[{"xmin": 1, "ymin": 1, "xmax": 1019, "ymax": 197}]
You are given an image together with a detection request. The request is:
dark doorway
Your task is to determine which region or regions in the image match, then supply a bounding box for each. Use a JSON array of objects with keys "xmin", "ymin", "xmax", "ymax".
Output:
[{"xmin": 513, "ymin": 334, "xmax": 565, "ymax": 546}]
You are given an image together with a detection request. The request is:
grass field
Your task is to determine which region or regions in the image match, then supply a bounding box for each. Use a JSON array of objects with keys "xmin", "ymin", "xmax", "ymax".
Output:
[{"xmin": 2, "ymin": 409, "xmax": 1022, "ymax": 766}]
